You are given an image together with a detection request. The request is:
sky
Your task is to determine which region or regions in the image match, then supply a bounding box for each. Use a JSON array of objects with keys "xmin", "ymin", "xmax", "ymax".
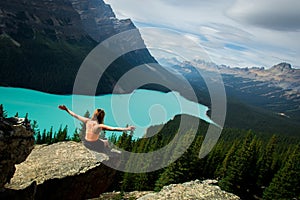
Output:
[{"xmin": 103, "ymin": 0, "xmax": 300, "ymax": 68}]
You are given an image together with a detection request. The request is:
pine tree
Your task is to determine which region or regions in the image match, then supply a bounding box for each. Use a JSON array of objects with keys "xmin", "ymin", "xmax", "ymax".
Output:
[
  {"xmin": 155, "ymin": 161, "xmax": 181, "ymax": 191},
  {"xmin": 203, "ymin": 141, "xmax": 226, "ymax": 178},
  {"xmin": 116, "ymin": 131, "xmax": 132, "ymax": 151},
  {"xmin": 46, "ymin": 127, "xmax": 53, "ymax": 144},
  {"xmin": 54, "ymin": 125, "xmax": 66, "ymax": 142},
  {"xmin": 154, "ymin": 130, "xmax": 195, "ymax": 191},
  {"xmin": 36, "ymin": 132, "xmax": 41, "ymax": 144},
  {"xmin": 109, "ymin": 133, "xmax": 118, "ymax": 144},
  {"xmin": 31, "ymin": 120, "xmax": 40, "ymax": 138},
  {"xmin": 61, "ymin": 125, "xmax": 68, "ymax": 141},
  {"xmin": 134, "ymin": 173, "xmax": 150, "ymax": 191},
  {"xmin": 219, "ymin": 131, "xmax": 259, "ymax": 197},
  {"xmin": 0, "ymin": 104, "xmax": 7, "ymax": 118},
  {"xmin": 187, "ymin": 134, "xmax": 205, "ymax": 179},
  {"xmin": 0, "ymin": 104, "xmax": 3, "ymax": 118},
  {"xmin": 41, "ymin": 129, "xmax": 46, "ymax": 144},
  {"xmin": 215, "ymin": 141, "xmax": 239, "ymax": 179},
  {"xmin": 24, "ymin": 113, "xmax": 30, "ymax": 129},
  {"xmin": 121, "ymin": 172, "xmax": 136, "ymax": 191},
  {"xmin": 263, "ymin": 145, "xmax": 300, "ymax": 200},
  {"xmin": 256, "ymin": 135, "xmax": 277, "ymax": 189},
  {"xmin": 71, "ymin": 128, "xmax": 81, "ymax": 142}
]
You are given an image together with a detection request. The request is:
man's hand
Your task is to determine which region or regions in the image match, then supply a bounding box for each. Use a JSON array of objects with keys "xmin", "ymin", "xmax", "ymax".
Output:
[
  {"xmin": 58, "ymin": 105, "xmax": 68, "ymax": 111},
  {"xmin": 127, "ymin": 126, "xmax": 136, "ymax": 131}
]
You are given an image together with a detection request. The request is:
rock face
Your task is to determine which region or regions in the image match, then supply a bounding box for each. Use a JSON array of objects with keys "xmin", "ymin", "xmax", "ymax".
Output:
[
  {"xmin": 68, "ymin": 0, "xmax": 136, "ymax": 42},
  {"xmin": 0, "ymin": 0, "xmax": 136, "ymax": 42},
  {"xmin": 0, "ymin": 0, "xmax": 161, "ymax": 95},
  {"xmin": 0, "ymin": 117, "xmax": 34, "ymax": 189},
  {"xmin": 4, "ymin": 141, "xmax": 117, "ymax": 200},
  {"xmin": 138, "ymin": 180, "xmax": 240, "ymax": 200},
  {"xmin": 94, "ymin": 180, "xmax": 240, "ymax": 200}
]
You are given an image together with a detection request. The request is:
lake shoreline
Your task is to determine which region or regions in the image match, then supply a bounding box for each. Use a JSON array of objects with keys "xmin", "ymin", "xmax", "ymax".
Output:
[{"xmin": 0, "ymin": 86, "xmax": 212, "ymax": 139}]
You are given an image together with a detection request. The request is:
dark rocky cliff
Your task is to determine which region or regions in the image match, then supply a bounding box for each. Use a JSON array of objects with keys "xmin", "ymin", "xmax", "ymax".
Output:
[
  {"xmin": 0, "ymin": 112, "xmax": 35, "ymax": 199},
  {"xmin": 0, "ymin": 0, "xmax": 136, "ymax": 42},
  {"xmin": 0, "ymin": 116, "xmax": 34, "ymax": 189},
  {"xmin": 0, "ymin": 0, "xmax": 176, "ymax": 95},
  {"xmin": 68, "ymin": 0, "xmax": 136, "ymax": 42}
]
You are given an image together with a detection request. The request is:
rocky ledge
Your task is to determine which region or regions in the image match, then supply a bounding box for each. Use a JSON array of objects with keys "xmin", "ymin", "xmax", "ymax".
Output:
[
  {"xmin": 3, "ymin": 141, "xmax": 117, "ymax": 200},
  {"xmin": 94, "ymin": 180, "xmax": 240, "ymax": 200},
  {"xmin": 0, "ymin": 117, "xmax": 34, "ymax": 189},
  {"xmin": 139, "ymin": 180, "xmax": 240, "ymax": 200}
]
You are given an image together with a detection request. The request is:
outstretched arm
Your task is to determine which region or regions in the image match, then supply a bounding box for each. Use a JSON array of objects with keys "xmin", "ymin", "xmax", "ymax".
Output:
[
  {"xmin": 99, "ymin": 124, "xmax": 136, "ymax": 132},
  {"xmin": 58, "ymin": 105, "xmax": 89, "ymax": 123}
]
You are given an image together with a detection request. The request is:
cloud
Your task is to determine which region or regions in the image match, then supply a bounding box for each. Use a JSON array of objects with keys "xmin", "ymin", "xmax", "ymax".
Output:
[
  {"xmin": 224, "ymin": 43, "xmax": 248, "ymax": 51},
  {"xmin": 139, "ymin": 28, "xmax": 210, "ymax": 62},
  {"xmin": 226, "ymin": 0, "xmax": 300, "ymax": 31},
  {"xmin": 104, "ymin": 0, "xmax": 300, "ymax": 68}
]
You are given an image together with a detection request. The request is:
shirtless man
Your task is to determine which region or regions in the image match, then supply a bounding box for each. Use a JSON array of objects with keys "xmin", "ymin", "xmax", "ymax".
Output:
[{"xmin": 58, "ymin": 105, "xmax": 135, "ymax": 152}]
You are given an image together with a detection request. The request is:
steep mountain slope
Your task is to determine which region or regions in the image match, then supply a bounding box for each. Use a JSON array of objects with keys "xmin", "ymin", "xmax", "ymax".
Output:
[
  {"xmin": 0, "ymin": 0, "xmax": 180, "ymax": 95},
  {"xmin": 159, "ymin": 58, "xmax": 300, "ymax": 135},
  {"xmin": 195, "ymin": 61, "xmax": 300, "ymax": 120}
]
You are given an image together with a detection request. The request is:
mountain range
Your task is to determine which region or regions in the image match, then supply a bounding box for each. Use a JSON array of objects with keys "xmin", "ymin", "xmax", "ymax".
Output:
[
  {"xmin": 0, "ymin": 0, "xmax": 299, "ymax": 135},
  {"xmin": 159, "ymin": 58, "xmax": 300, "ymax": 135}
]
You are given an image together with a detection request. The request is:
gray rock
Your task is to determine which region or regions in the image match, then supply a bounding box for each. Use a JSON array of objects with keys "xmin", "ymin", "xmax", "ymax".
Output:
[
  {"xmin": 137, "ymin": 180, "xmax": 240, "ymax": 200},
  {"xmin": 91, "ymin": 180, "xmax": 240, "ymax": 200},
  {"xmin": 138, "ymin": 193, "xmax": 157, "ymax": 200},
  {"xmin": 0, "ymin": 119, "xmax": 34, "ymax": 189},
  {"xmin": 5, "ymin": 141, "xmax": 117, "ymax": 200},
  {"xmin": 68, "ymin": 0, "xmax": 136, "ymax": 42}
]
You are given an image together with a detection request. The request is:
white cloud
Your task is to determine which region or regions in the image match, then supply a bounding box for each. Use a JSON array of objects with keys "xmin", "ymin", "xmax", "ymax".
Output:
[
  {"xmin": 104, "ymin": 0, "xmax": 300, "ymax": 68},
  {"xmin": 138, "ymin": 28, "xmax": 210, "ymax": 62},
  {"xmin": 227, "ymin": 0, "xmax": 300, "ymax": 31}
]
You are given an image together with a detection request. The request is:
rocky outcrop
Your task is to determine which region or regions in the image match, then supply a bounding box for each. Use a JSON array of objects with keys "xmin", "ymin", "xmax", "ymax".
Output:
[
  {"xmin": 94, "ymin": 180, "xmax": 240, "ymax": 200},
  {"xmin": 0, "ymin": 117, "xmax": 34, "ymax": 189},
  {"xmin": 138, "ymin": 180, "xmax": 240, "ymax": 200},
  {"xmin": 4, "ymin": 141, "xmax": 117, "ymax": 200},
  {"xmin": 69, "ymin": 0, "xmax": 136, "ymax": 42}
]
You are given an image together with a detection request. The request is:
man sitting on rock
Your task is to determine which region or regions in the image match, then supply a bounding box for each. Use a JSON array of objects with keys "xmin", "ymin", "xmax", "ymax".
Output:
[{"xmin": 58, "ymin": 105, "xmax": 135, "ymax": 154}]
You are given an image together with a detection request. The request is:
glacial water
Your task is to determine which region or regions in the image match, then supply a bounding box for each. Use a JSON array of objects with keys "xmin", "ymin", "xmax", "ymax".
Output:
[{"xmin": 0, "ymin": 87, "xmax": 213, "ymax": 138}]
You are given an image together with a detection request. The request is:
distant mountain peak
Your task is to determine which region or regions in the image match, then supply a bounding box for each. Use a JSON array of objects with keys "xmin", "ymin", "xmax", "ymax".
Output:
[{"xmin": 270, "ymin": 62, "xmax": 293, "ymax": 72}]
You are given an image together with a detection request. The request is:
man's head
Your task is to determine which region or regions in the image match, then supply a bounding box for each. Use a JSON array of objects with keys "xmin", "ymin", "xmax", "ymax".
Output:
[{"xmin": 93, "ymin": 108, "xmax": 105, "ymax": 124}]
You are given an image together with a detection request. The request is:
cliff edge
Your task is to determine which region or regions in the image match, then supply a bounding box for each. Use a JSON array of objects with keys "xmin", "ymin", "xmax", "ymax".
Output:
[
  {"xmin": 94, "ymin": 180, "xmax": 240, "ymax": 200},
  {"xmin": 4, "ymin": 141, "xmax": 116, "ymax": 200},
  {"xmin": 0, "ymin": 116, "xmax": 34, "ymax": 189}
]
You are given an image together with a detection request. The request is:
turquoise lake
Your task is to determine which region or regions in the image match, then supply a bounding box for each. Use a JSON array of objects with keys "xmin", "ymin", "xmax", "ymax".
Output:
[{"xmin": 0, "ymin": 87, "xmax": 213, "ymax": 138}]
